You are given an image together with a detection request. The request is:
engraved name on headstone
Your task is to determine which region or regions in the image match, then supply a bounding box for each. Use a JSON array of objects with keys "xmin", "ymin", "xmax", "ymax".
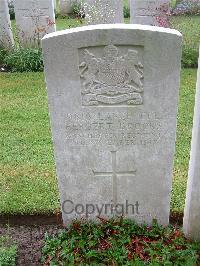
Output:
[
  {"xmin": 14, "ymin": 0, "xmax": 56, "ymax": 47},
  {"xmin": 183, "ymin": 49, "xmax": 200, "ymax": 241},
  {"xmin": 130, "ymin": 0, "xmax": 170, "ymax": 26},
  {"xmin": 42, "ymin": 24, "xmax": 182, "ymax": 225},
  {"xmin": 0, "ymin": 0, "xmax": 14, "ymax": 48}
]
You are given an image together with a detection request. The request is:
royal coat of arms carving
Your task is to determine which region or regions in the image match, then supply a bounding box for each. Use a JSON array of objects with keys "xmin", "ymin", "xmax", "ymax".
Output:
[{"xmin": 79, "ymin": 45, "xmax": 144, "ymax": 106}]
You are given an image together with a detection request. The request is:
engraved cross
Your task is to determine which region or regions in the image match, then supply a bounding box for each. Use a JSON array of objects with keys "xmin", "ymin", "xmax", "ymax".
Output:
[{"xmin": 93, "ymin": 150, "xmax": 136, "ymax": 208}]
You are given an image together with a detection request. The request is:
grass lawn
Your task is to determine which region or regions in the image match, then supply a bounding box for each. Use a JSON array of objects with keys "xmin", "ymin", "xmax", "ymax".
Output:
[
  {"xmin": 0, "ymin": 68, "xmax": 197, "ymax": 215},
  {"xmin": 170, "ymin": 15, "xmax": 200, "ymax": 50},
  {"xmin": 172, "ymin": 69, "xmax": 197, "ymax": 212},
  {"xmin": 0, "ymin": 73, "xmax": 58, "ymax": 214}
]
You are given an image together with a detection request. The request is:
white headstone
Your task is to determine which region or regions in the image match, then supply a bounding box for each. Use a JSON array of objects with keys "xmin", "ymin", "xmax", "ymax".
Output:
[
  {"xmin": 14, "ymin": 0, "xmax": 56, "ymax": 47},
  {"xmin": 60, "ymin": 0, "xmax": 80, "ymax": 15},
  {"xmin": 84, "ymin": 0, "xmax": 124, "ymax": 24},
  {"xmin": 0, "ymin": 0, "xmax": 14, "ymax": 48},
  {"xmin": 183, "ymin": 49, "xmax": 200, "ymax": 241},
  {"xmin": 130, "ymin": 0, "xmax": 170, "ymax": 26},
  {"xmin": 60, "ymin": 0, "xmax": 71, "ymax": 15},
  {"xmin": 42, "ymin": 24, "xmax": 182, "ymax": 225}
]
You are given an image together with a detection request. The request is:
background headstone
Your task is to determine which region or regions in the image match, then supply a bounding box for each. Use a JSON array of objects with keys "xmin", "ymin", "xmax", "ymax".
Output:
[
  {"xmin": 60, "ymin": 0, "xmax": 81, "ymax": 15},
  {"xmin": 42, "ymin": 24, "xmax": 182, "ymax": 225},
  {"xmin": 60, "ymin": 0, "xmax": 72, "ymax": 15},
  {"xmin": 130, "ymin": 0, "xmax": 170, "ymax": 26},
  {"xmin": 0, "ymin": 0, "xmax": 14, "ymax": 48},
  {"xmin": 183, "ymin": 49, "xmax": 200, "ymax": 241},
  {"xmin": 7, "ymin": 0, "xmax": 15, "ymax": 20},
  {"xmin": 14, "ymin": 0, "xmax": 56, "ymax": 47},
  {"xmin": 84, "ymin": 0, "xmax": 124, "ymax": 24}
]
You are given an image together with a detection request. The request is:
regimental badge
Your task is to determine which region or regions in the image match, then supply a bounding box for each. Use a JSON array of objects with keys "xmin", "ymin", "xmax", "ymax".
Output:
[{"xmin": 79, "ymin": 45, "xmax": 144, "ymax": 106}]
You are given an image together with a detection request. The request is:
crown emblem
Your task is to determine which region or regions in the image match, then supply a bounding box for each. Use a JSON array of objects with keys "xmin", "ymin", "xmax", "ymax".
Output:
[{"xmin": 79, "ymin": 45, "xmax": 144, "ymax": 106}]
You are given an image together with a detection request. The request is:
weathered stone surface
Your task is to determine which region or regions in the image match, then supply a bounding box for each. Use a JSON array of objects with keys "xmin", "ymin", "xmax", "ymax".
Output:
[
  {"xmin": 60, "ymin": 0, "xmax": 80, "ymax": 15},
  {"xmin": 0, "ymin": 0, "xmax": 14, "ymax": 48},
  {"xmin": 130, "ymin": 0, "xmax": 170, "ymax": 26},
  {"xmin": 14, "ymin": 0, "xmax": 56, "ymax": 47},
  {"xmin": 183, "ymin": 50, "xmax": 200, "ymax": 241},
  {"xmin": 84, "ymin": 0, "xmax": 124, "ymax": 24},
  {"xmin": 60, "ymin": 0, "xmax": 72, "ymax": 15},
  {"xmin": 42, "ymin": 24, "xmax": 182, "ymax": 225}
]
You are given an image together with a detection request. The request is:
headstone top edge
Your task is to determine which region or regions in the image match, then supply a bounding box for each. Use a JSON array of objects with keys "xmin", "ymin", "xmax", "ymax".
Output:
[{"xmin": 42, "ymin": 24, "xmax": 182, "ymax": 42}]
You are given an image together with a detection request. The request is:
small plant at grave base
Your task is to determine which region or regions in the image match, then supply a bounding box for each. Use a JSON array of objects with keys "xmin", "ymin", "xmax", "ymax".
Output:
[
  {"xmin": 182, "ymin": 44, "xmax": 199, "ymax": 68},
  {"xmin": 71, "ymin": 0, "xmax": 84, "ymax": 18},
  {"xmin": 41, "ymin": 217, "xmax": 200, "ymax": 265},
  {"xmin": 0, "ymin": 47, "xmax": 8, "ymax": 65},
  {"xmin": 123, "ymin": 5, "xmax": 130, "ymax": 19},
  {"xmin": 0, "ymin": 32, "xmax": 13, "ymax": 71},
  {"xmin": 5, "ymin": 48, "xmax": 44, "ymax": 72},
  {"xmin": 154, "ymin": 3, "xmax": 172, "ymax": 28},
  {"xmin": 0, "ymin": 236, "xmax": 17, "ymax": 266}
]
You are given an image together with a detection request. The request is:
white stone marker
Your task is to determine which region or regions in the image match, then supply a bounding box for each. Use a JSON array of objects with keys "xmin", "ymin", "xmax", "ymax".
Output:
[
  {"xmin": 42, "ymin": 24, "xmax": 182, "ymax": 225},
  {"xmin": 14, "ymin": 0, "xmax": 56, "ymax": 47},
  {"xmin": 60, "ymin": 0, "xmax": 80, "ymax": 15},
  {"xmin": 130, "ymin": 0, "xmax": 170, "ymax": 26},
  {"xmin": 84, "ymin": 0, "xmax": 124, "ymax": 24},
  {"xmin": 0, "ymin": 0, "xmax": 14, "ymax": 48},
  {"xmin": 60, "ymin": 0, "xmax": 71, "ymax": 15},
  {"xmin": 183, "ymin": 50, "xmax": 200, "ymax": 241}
]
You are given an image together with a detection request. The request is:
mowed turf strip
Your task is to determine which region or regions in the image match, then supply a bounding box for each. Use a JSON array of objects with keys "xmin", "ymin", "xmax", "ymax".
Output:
[
  {"xmin": 0, "ymin": 69, "xmax": 197, "ymax": 214},
  {"xmin": 0, "ymin": 72, "xmax": 58, "ymax": 214}
]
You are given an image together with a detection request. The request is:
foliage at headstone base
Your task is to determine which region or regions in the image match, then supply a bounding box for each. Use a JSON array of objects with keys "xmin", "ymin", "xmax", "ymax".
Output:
[
  {"xmin": 123, "ymin": 6, "xmax": 130, "ymax": 19},
  {"xmin": 3, "ymin": 48, "xmax": 44, "ymax": 72},
  {"xmin": 0, "ymin": 48, "xmax": 8, "ymax": 65},
  {"xmin": 0, "ymin": 236, "xmax": 17, "ymax": 266},
  {"xmin": 41, "ymin": 217, "xmax": 200, "ymax": 265},
  {"xmin": 71, "ymin": 1, "xmax": 84, "ymax": 18},
  {"xmin": 182, "ymin": 45, "xmax": 199, "ymax": 68}
]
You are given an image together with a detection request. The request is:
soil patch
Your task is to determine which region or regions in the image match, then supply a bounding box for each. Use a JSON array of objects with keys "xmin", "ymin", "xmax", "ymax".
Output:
[
  {"xmin": 0, "ymin": 213, "xmax": 62, "ymax": 226},
  {"xmin": 0, "ymin": 225, "xmax": 63, "ymax": 266},
  {"xmin": 0, "ymin": 212, "xmax": 183, "ymax": 226}
]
